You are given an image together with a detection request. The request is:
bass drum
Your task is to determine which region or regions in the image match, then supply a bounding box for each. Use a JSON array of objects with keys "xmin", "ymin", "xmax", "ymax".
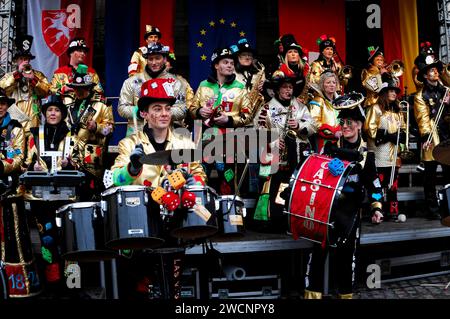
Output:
[
  {"xmin": 57, "ymin": 202, "xmax": 117, "ymax": 262},
  {"xmin": 287, "ymin": 154, "xmax": 358, "ymax": 248},
  {"xmin": 101, "ymin": 186, "xmax": 164, "ymax": 250}
]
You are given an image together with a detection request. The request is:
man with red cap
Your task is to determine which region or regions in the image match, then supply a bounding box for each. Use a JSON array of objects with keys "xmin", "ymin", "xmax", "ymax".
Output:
[
  {"xmin": 0, "ymin": 35, "xmax": 51, "ymax": 137},
  {"xmin": 51, "ymin": 37, "xmax": 104, "ymax": 101},
  {"xmin": 128, "ymin": 25, "xmax": 162, "ymax": 77}
]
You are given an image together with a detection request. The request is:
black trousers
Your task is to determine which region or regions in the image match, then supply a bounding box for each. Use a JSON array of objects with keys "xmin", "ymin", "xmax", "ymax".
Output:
[{"xmin": 305, "ymin": 215, "xmax": 360, "ymax": 295}]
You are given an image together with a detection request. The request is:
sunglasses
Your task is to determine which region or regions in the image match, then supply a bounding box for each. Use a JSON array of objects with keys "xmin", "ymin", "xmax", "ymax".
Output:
[{"xmin": 339, "ymin": 118, "xmax": 356, "ymax": 126}]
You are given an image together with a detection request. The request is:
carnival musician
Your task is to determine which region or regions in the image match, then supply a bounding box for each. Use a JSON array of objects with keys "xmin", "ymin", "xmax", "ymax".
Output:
[
  {"xmin": 412, "ymin": 42, "xmax": 435, "ymax": 91},
  {"xmin": 304, "ymin": 96, "xmax": 383, "ymax": 299},
  {"xmin": 128, "ymin": 25, "xmax": 162, "ymax": 77},
  {"xmin": 310, "ymin": 35, "xmax": 343, "ymax": 89},
  {"xmin": 119, "ymin": 42, "xmax": 192, "ymax": 135},
  {"xmin": 110, "ymin": 78, "xmax": 206, "ymax": 299},
  {"xmin": 414, "ymin": 51, "xmax": 450, "ymax": 220},
  {"xmin": 189, "ymin": 47, "xmax": 253, "ymax": 195},
  {"xmin": 309, "ymin": 71, "xmax": 341, "ymax": 153},
  {"xmin": 0, "ymin": 35, "xmax": 51, "ymax": 137},
  {"xmin": 364, "ymin": 74, "xmax": 407, "ymax": 222},
  {"xmin": 21, "ymin": 95, "xmax": 72, "ymax": 292},
  {"xmin": 63, "ymin": 65, "xmax": 114, "ymax": 200},
  {"xmin": 277, "ymin": 35, "xmax": 309, "ymax": 100},
  {"xmin": 0, "ymin": 88, "xmax": 42, "ymax": 298},
  {"xmin": 51, "ymin": 38, "xmax": 104, "ymax": 101},
  {"xmin": 253, "ymin": 70, "xmax": 317, "ymax": 232},
  {"xmin": 361, "ymin": 46, "xmax": 387, "ymax": 108}
]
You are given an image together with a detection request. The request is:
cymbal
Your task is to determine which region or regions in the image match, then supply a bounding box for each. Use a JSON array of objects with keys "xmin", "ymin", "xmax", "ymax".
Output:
[
  {"xmin": 140, "ymin": 149, "xmax": 201, "ymax": 165},
  {"xmin": 432, "ymin": 140, "xmax": 450, "ymax": 166}
]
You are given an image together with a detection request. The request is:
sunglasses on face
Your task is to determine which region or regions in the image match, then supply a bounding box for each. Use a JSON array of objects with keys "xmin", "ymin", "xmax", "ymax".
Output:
[{"xmin": 339, "ymin": 118, "xmax": 355, "ymax": 126}]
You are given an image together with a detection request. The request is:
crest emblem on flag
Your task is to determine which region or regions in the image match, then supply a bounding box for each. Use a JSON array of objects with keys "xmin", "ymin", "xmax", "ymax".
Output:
[{"xmin": 42, "ymin": 10, "xmax": 76, "ymax": 57}]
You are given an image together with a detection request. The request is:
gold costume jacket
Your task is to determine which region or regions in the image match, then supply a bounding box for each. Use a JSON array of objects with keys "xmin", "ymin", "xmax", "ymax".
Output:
[
  {"xmin": 189, "ymin": 76, "xmax": 253, "ymax": 128},
  {"xmin": 365, "ymin": 103, "xmax": 406, "ymax": 167},
  {"xmin": 119, "ymin": 69, "xmax": 193, "ymax": 135},
  {"xmin": 361, "ymin": 65, "xmax": 383, "ymax": 107},
  {"xmin": 128, "ymin": 47, "xmax": 147, "ymax": 76},
  {"xmin": 0, "ymin": 70, "xmax": 51, "ymax": 135},
  {"xmin": 111, "ymin": 129, "xmax": 206, "ymax": 187},
  {"xmin": 51, "ymin": 65, "xmax": 103, "ymax": 100},
  {"xmin": 414, "ymin": 85, "xmax": 447, "ymax": 161},
  {"xmin": 310, "ymin": 59, "xmax": 343, "ymax": 86},
  {"xmin": 65, "ymin": 97, "xmax": 115, "ymax": 178}
]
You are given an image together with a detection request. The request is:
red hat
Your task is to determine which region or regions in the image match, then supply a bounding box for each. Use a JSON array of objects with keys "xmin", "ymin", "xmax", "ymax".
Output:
[{"xmin": 138, "ymin": 78, "xmax": 176, "ymax": 112}]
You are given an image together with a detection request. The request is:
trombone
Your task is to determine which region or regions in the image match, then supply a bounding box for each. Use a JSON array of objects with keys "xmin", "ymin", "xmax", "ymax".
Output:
[
  {"xmin": 425, "ymin": 87, "xmax": 450, "ymax": 149},
  {"xmin": 398, "ymin": 100, "xmax": 415, "ymax": 161}
]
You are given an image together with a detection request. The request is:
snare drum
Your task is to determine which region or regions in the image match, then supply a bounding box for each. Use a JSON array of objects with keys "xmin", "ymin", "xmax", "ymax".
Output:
[
  {"xmin": 216, "ymin": 195, "xmax": 245, "ymax": 238},
  {"xmin": 170, "ymin": 186, "xmax": 218, "ymax": 240},
  {"xmin": 287, "ymin": 154, "xmax": 357, "ymax": 248},
  {"xmin": 438, "ymin": 185, "xmax": 450, "ymax": 227},
  {"xmin": 57, "ymin": 202, "xmax": 117, "ymax": 262},
  {"xmin": 101, "ymin": 186, "xmax": 164, "ymax": 250}
]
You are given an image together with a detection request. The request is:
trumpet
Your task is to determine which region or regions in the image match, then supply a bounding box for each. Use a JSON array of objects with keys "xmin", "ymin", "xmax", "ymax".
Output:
[
  {"xmin": 386, "ymin": 60, "xmax": 404, "ymax": 78},
  {"xmin": 22, "ymin": 63, "xmax": 33, "ymax": 74},
  {"xmin": 398, "ymin": 100, "xmax": 415, "ymax": 161},
  {"xmin": 338, "ymin": 65, "xmax": 353, "ymax": 80}
]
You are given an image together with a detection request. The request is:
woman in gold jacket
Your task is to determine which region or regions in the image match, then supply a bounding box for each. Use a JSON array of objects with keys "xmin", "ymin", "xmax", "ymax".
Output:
[
  {"xmin": 365, "ymin": 75, "xmax": 406, "ymax": 222},
  {"xmin": 310, "ymin": 35, "xmax": 343, "ymax": 91},
  {"xmin": 309, "ymin": 71, "xmax": 341, "ymax": 153},
  {"xmin": 21, "ymin": 96, "xmax": 72, "ymax": 292}
]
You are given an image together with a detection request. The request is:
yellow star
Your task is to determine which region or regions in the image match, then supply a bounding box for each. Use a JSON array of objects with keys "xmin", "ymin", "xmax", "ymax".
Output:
[
  {"xmin": 200, "ymin": 55, "xmax": 207, "ymax": 61},
  {"xmin": 200, "ymin": 29, "xmax": 207, "ymax": 35},
  {"xmin": 219, "ymin": 18, "xmax": 225, "ymax": 24},
  {"xmin": 209, "ymin": 21, "xmax": 215, "ymax": 27},
  {"xmin": 239, "ymin": 31, "xmax": 246, "ymax": 37},
  {"xmin": 230, "ymin": 22, "xmax": 237, "ymax": 28},
  {"xmin": 197, "ymin": 42, "xmax": 204, "ymax": 48}
]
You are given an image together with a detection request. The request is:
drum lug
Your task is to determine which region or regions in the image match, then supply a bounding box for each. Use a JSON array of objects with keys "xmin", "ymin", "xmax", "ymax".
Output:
[
  {"xmin": 215, "ymin": 199, "xmax": 220, "ymax": 211},
  {"xmin": 144, "ymin": 192, "xmax": 148, "ymax": 205},
  {"xmin": 100, "ymin": 200, "xmax": 107, "ymax": 216},
  {"xmin": 242, "ymin": 207, "xmax": 247, "ymax": 218},
  {"xmin": 117, "ymin": 191, "xmax": 122, "ymax": 205},
  {"xmin": 68, "ymin": 211, "xmax": 72, "ymax": 221},
  {"xmin": 55, "ymin": 217, "xmax": 62, "ymax": 228}
]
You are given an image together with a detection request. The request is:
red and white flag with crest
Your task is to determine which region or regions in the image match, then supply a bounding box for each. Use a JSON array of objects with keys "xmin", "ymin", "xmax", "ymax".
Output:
[{"xmin": 27, "ymin": 0, "xmax": 95, "ymax": 80}]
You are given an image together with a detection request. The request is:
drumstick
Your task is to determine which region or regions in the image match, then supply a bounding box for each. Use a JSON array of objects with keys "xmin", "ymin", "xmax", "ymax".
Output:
[
  {"xmin": 225, "ymin": 157, "xmax": 250, "ymax": 216},
  {"xmin": 133, "ymin": 110, "xmax": 142, "ymax": 145}
]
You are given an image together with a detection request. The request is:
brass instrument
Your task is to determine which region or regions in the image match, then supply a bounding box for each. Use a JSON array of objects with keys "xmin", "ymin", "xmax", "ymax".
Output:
[
  {"xmin": 22, "ymin": 63, "xmax": 33, "ymax": 75},
  {"xmin": 280, "ymin": 103, "xmax": 295, "ymax": 161},
  {"xmin": 386, "ymin": 60, "xmax": 404, "ymax": 78},
  {"xmin": 332, "ymin": 92, "xmax": 365, "ymax": 110},
  {"xmin": 338, "ymin": 65, "xmax": 353, "ymax": 80},
  {"xmin": 248, "ymin": 61, "xmax": 266, "ymax": 121},
  {"xmin": 425, "ymin": 86, "xmax": 450, "ymax": 148},
  {"xmin": 440, "ymin": 63, "xmax": 450, "ymax": 87},
  {"xmin": 298, "ymin": 62, "xmax": 313, "ymax": 103},
  {"xmin": 398, "ymin": 100, "xmax": 415, "ymax": 161}
]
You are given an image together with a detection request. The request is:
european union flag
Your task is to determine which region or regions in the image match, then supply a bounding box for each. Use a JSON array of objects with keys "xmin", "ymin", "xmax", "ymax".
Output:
[{"xmin": 188, "ymin": 0, "xmax": 256, "ymax": 90}]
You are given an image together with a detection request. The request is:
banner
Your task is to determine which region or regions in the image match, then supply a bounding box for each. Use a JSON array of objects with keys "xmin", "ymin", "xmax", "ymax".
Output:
[
  {"xmin": 27, "ymin": 0, "xmax": 95, "ymax": 80},
  {"xmin": 188, "ymin": 0, "xmax": 256, "ymax": 90},
  {"xmin": 140, "ymin": 0, "xmax": 175, "ymax": 50},
  {"xmin": 105, "ymin": 0, "xmax": 140, "ymax": 146},
  {"xmin": 278, "ymin": 0, "xmax": 346, "ymax": 64}
]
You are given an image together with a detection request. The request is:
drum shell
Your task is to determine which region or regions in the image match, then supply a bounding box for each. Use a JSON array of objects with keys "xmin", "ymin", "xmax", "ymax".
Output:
[
  {"xmin": 438, "ymin": 186, "xmax": 450, "ymax": 227},
  {"xmin": 216, "ymin": 196, "xmax": 245, "ymax": 238},
  {"xmin": 57, "ymin": 202, "xmax": 117, "ymax": 262},
  {"xmin": 101, "ymin": 186, "xmax": 164, "ymax": 250},
  {"xmin": 0, "ymin": 199, "xmax": 42, "ymax": 297},
  {"xmin": 170, "ymin": 186, "xmax": 218, "ymax": 240}
]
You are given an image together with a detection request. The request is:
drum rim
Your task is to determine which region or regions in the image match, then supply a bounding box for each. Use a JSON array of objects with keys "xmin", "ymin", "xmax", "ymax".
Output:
[
  {"xmin": 57, "ymin": 201, "xmax": 99, "ymax": 212},
  {"xmin": 101, "ymin": 185, "xmax": 148, "ymax": 196},
  {"xmin": 218, "ymin": 195, "xmax": 244, "ymax": 203},
  {"xmin": 287, "ymin": 154, "xmax": 354, "ymax": 246}
]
